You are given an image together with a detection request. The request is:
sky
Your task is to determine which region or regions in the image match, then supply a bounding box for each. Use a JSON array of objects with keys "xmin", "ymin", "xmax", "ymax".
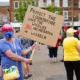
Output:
[{"xmin": 0, "ymin": 0, "xmax": 9, "ymax": 2}]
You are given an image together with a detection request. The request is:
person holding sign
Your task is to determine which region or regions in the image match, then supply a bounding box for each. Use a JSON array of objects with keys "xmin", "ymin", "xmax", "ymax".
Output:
[
  {"xmin": 63, "ymin": 28, "xmax": 80, "ymax": 80},
  {"xmin": 0, "ymin": 24, "xmax": 38, "ymax": 80}
]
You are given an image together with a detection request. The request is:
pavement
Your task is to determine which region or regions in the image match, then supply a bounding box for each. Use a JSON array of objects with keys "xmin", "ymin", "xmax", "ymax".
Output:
[{"xmin": 26, "ymin": 45, "xmax": 68, "ymax": 80}]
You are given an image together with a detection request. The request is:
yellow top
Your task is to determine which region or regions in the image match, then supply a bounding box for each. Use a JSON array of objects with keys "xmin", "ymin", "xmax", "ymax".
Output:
[{"xmin": 63, "ymin": 37, "xmax": 80, "ymax": 61}]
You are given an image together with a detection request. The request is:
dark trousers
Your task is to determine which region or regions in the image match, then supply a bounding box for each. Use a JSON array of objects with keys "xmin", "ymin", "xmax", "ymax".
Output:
[
  {"xmin": 64, "ymin": 61, "xmax": 80, "ymax": 80},
  {"xmin": 48, "ymin": 47, "xmax": 58, "ymax": 58}
]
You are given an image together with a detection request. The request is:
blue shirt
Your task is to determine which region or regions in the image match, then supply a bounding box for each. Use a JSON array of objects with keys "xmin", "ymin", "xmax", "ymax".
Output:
[{"xmin": 0, "ymin": 38, "xmax": 24, "ymax": 80}]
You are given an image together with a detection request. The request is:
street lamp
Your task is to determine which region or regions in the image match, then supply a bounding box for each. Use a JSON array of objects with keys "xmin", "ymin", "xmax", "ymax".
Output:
[{"xmin": 72, "ymin": 0, "xmax": 74, "ymax": 27}]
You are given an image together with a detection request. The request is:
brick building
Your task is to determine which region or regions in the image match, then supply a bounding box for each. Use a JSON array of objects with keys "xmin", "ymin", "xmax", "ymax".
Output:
[
  {"xmin": 37, "ymin": 0, "xmax": 80, "ymax": 28},
  {"xmin": 0, "ymin": 0, "xmax": 80, "ymax": 28},
  {"xmin": 10, "ymin": 0, "xmax": 20, "ymax": 22},
  {"xmin": 10, "ymin": 0, "xmax": 36, "ymax": 22},
  {"xmin": 0, "ymin": 2, "xmax": 10, "ymax": 25}
]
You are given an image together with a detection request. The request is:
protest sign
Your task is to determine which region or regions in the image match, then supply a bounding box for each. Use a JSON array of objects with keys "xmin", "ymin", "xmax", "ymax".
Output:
[{"xmin": 19, "ymin": 5, "xmax": 64, "ymax": 47}]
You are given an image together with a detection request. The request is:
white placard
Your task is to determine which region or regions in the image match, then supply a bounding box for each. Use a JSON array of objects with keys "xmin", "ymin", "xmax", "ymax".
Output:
[{"xmin": 19, "ymin": 5, "xmax": 64, "ymax": 47}]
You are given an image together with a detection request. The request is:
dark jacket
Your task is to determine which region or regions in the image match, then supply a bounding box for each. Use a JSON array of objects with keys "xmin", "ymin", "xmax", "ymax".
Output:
[{"xmin": 20, "ymin": 37, "xmax": 34, "ymax": 49}]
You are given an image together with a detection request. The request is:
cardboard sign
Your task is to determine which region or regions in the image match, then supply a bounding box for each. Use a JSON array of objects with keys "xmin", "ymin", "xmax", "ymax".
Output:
[{"xmin": 19, "ymin": 5, "xmax": 64, "ymax": 47}]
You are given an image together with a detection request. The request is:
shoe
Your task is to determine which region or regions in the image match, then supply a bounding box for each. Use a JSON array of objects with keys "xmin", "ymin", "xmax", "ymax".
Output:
[
  {"xmin": 29, "ymin": 62, "xmax": 32, "ymax": 65},
  {"xmin": 28, "ymin": 73, "xmax": 32, "ymax": 77},
  {"xmin": 51, "ymin": 58, "xmax": 57, "ymax": 63},
  {"xmin": 24, "ymin": 75, "xmax": 29, "ymax": 79},
  {"xmin": 54, "ymin": 58, "xmax": 57, "ymax": 63}
]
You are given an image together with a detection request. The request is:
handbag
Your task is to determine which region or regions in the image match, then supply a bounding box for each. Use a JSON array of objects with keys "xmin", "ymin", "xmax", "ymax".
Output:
[
  {"xmin": 3, "ymin": 39, "xmax": 20, "ymax": 80},
  {"xmin": 3, "ymin": 66, "xmax": 20, "ymax": 80}
]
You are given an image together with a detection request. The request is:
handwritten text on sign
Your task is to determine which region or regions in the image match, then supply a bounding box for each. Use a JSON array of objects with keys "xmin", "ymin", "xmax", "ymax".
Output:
[{"xmin": 20, "ymin": 6, "xmax": 64, "ymax": 47}]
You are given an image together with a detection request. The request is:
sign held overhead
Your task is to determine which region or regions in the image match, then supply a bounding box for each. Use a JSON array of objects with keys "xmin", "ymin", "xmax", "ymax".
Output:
[{"xmin": 19, "ymin": 5, "xmax": 64, "ymax": 47}]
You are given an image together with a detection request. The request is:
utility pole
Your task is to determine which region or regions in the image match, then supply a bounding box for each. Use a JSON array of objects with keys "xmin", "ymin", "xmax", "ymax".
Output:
[
  {"xmin": 8, "ymin": 9, "xmax": 11, "ymax": 22},
  {"xmin": 72, "ymin": 0, "xmax": 74, "ymax": 27}
]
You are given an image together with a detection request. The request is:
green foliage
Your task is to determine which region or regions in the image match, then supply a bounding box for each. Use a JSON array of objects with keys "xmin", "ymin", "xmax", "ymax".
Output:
[
  {"xmin": 14, "ymin": 0, "xmax": 36, "ymax": 22},
  {"xmin": 14, "ymin": 1, "xmax": 61, "ymax": 22},
  {"xmin": 45, "ymin": 5, "xmax": 61, "ymax": 15}
]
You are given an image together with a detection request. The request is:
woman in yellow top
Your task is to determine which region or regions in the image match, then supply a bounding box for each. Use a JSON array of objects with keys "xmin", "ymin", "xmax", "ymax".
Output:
[{"xmin": 63, "ymin": 28, "xmax": 80, "ymax": 80}]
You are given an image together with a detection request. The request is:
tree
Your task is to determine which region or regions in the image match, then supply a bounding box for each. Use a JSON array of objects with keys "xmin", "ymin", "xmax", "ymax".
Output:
[
  {"xmin": 44, "ymin": 5, "xmax": 61, "ymax": 15},
  {"xmin": 14, "ymin": 0, "xmax": 35, "ymax": 22},
  {"xmin": 15, "ymin": 1, "xmax": 61, "ymax": 22}
]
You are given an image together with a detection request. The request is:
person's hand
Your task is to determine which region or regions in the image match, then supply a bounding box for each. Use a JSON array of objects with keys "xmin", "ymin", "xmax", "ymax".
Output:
[
  {"xmin": 32, "ymin": 42, "xmax": 39, "ymax": 50},
  {"xmin": 24, "ymin": 58, "xmax": 32, "ymax": 64}
]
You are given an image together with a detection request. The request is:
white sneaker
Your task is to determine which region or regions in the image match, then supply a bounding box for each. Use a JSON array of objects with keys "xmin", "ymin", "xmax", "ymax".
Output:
[{"xmin": 54, "ymin": 58, "xmax": 57, "ymax": 63}]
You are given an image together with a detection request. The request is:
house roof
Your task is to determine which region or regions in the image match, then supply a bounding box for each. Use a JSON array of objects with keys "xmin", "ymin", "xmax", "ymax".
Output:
[{"xmin": 0, "ymin": 2, "xmax": 10, "ymax": 6}]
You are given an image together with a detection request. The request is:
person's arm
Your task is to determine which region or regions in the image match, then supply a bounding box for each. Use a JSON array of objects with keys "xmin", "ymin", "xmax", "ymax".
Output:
[
  {"xmin": 22, "ymin": 42, "xmax": 38, "ymax": 56},
  {"xmin": 4, "ymin": 50, "xmax": 32, "ymax": 63},
  {"xmin": 22, "ymin": 47, "xmax": 32, "ymax": 56},
  {"xmin": 77, "ymin": 44, "xmax": 80, "ymax": 52},
  {"xmin": 76, "ymin": 39, "xmax": 80, "ymax": 52}
]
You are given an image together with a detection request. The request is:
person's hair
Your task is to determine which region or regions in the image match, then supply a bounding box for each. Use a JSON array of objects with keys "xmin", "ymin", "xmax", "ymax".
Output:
[
  {"xmin": 67, "ymin": 33, "xmax": 74, "ymax": 37},
  {"xmin": 16, "ymin": 30, "xmax": 19, "ymax": 33}
]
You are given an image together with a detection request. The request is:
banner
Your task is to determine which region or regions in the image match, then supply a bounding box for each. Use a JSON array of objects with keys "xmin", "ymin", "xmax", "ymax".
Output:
[{"xmin": 19, "ymin": 6, "xmax": 64, "ymax": 47}]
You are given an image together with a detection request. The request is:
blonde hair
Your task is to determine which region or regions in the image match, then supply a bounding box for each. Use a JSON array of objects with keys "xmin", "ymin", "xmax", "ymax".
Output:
[{"xmin": 66, "ymin": 28, "xmax": 75, "ymax": 37}]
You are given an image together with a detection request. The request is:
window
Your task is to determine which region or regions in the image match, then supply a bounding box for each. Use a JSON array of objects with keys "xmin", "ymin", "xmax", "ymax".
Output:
[
  {"xmin": 63, "ymin": 0, "xmax": 68, "ymax": 7},
  {"xmin": 38, "ymin": 0, "xmax": 44, "ymax": 7},
  {"xmin": 78, "ymin": 13, "xmax": 80, "ymax": 21},
  {"xmin": 63, "ymin": 11, "xmax": 68, "ymax": 20},
  {"xmin": 14, "ymin": 1, "xmax": 19, "ymax": 9},
  {"xmin": 22, "ymin": 1, "xmax": 27, "ymax": 6},
  {"xmin": 78, "ymin": 0, "xmax": 80, "ymax": 8},
  {"xmin": 3, "ymin": 15, "xmax": 8, "ymax": 22},
  {"xmin": 14, "ymin": 13, "xmax": 18, "ymax": 21},
  {"xmin": 46, "ymin": 0, "xmax": 52, "ymax": 7},
  {"xmin": 22, "ymin": 1, "xmax": 25, "ymax": 6},
  {"xmin": 54, "ymin": 0, "xmax": 60, "ymax": 7}
]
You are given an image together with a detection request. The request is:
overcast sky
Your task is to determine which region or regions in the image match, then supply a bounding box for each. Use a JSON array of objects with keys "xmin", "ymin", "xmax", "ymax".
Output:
[{"xmin": 0, "ymin": 0, "xmax": 9, "ymax": 2}]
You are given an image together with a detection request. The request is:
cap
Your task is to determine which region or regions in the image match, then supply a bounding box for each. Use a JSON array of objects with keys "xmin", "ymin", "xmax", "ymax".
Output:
[
  {"xmin": 63, "ymin": 26, "xmax": 68, "ymax": 30},
  {"xmin": 1, "ymin": 24, "xmax": 14, "ymax": 33},
  {"xmin": 66, "ymin": 28, "xmax": 75, "ymax": 35}
]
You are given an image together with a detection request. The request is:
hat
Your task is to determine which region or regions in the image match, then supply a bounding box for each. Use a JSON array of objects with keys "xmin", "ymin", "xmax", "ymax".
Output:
[
  {"xmin": 1, "ymin": 24, "xmax": 14, "ymax": 33},
  {"xmin": 63, "ymin": 26, "xmax": 68, "ymax": 30},
  {"xmin": 66, "ymin": 28, "xmax": 75, "ymax": 35}
]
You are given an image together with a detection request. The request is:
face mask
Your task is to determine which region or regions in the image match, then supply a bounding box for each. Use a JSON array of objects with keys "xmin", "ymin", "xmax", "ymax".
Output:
[{"xmin": 4, "ymin": 32, "xmax": 13, "ymax": 38}]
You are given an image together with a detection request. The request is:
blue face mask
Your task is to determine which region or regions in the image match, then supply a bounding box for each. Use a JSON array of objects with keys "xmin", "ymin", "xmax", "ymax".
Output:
[{"xmin": 4, "ymin": 32, "xmax": 13, "ymax": 38}]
